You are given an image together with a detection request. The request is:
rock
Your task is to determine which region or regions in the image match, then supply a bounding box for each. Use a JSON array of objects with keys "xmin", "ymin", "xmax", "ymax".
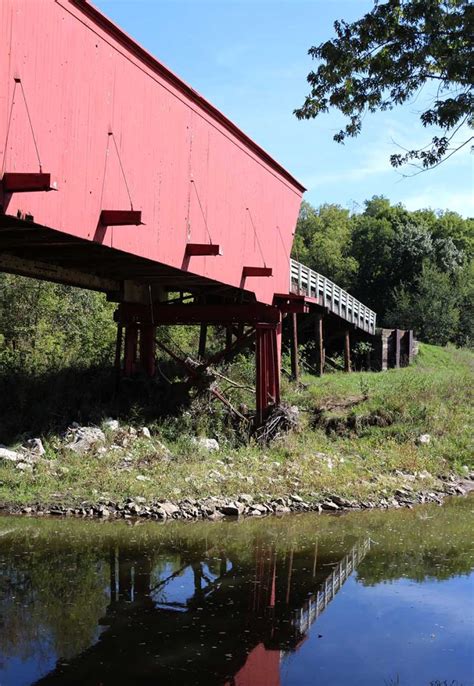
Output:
[
  {"xmin": 418, "ymin": 470, "xmax": 431, "ymax": 480},
  {"xmin": 23, "ymin": 438, "xmax": 46, "ymax": 455},
  {"xmin": 191, "ymin": 437, "xmax": 220, "ymax": 452},
  {"xmin": 159, "ymin": 501, "xmax": 179, "ymax": 516},
  {"xmin": 417, "ymin": 434, "xmax": 431, "ymax": 445},
  {"xmin": 134, "ymin": 496, "xmax": 147, "ymax": 504},
  {"xmin": 139, "ymin": 427, "xmax": 151, "ymax": 439},
  {"xmin": 207, "ymin": 510, "xmax": 224, "ymax": 521},
  {"xmin": 0, "ymin": 447, "xmax": 23, "ymax": 462},
  {"xmin": 321, "ymin": 500, "xmax": 339, "ymax": 510},
  {"xmin": 15, "ymin": 461, "xmax": 33, "ymax": 472},
  {"xmin": 238, "ymin": 494, "xmax": 254, "ymax": 505},
  {"xmin": 0, "ymin": 448, "xmax": 25, "ymax": 462},
  {"xmin": 66, "ymin": 427, "xmax": 106, "ymax": 454},
  {"xmin": 104, "ymin": 418, "xmax": 119, "ymax": 431},
  {"xmin": 330, "ymin": 495, "xmax": 352, "ymax": 508},
  {"xmin": 290, "ymin": 494, "xmax": 303, "ymax": 503},
  {"xmin": 136, "ymin": 475, "xmax": 151, "ymax": 482},
  {"xmin": 220, "ymin": 502, "xmax": 244, "ymax": 517},
  {"xmin": 275, "ymin": 505, "xmax": 291, "ymax": 514}
]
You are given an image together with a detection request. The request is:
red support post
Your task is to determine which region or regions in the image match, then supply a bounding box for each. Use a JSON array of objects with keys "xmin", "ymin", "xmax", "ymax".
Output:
[
  {"xmin": 255, "ymin": 322, "xmax": 281, "ymax": 424},
  {"xmin": 139, "ymin": 324, "xmax": 156, "ymax": 377},
  {"xmin": 290, "ymin": 313, "xmax": 299, "ymax": 381},
  {"xmin": 123, "ymin": 324, "xmax": 138, "ymax": 376},
  {"xmin": 114, "ymin": 322, "xmax": 123, "ymax": 392}
]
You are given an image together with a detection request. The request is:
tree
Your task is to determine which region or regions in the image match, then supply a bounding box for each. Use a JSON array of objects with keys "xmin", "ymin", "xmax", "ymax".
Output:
[
  {"xmin": 386, "ymin": 262, "xmax": 460, "ymax": 344},
  {"xmin": 0, "ymin": 274, "xmax": 116, "ymax": 371},
  {"xmin": 295, "ymin": 0, "xmax": 473, "ymax": 171},
  {"xmin": 292, "ymin": 201, "xmax": 358, "ymax": 288}
]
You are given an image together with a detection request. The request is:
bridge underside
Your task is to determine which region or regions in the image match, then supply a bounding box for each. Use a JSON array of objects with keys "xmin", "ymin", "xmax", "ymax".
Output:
[
  {"xmin": 0, "ymin": 213, "xmax": 283, "ymax": 423},
  {"xmin": 0, "ymin": 214, "xmax": 251, "ymax": 299},
  {"xmin": 0, "ymin": 215, "xmax": 385, "ymax": 424}
]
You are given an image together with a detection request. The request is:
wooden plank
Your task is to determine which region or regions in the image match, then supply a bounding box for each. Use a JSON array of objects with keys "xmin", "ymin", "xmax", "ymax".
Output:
[
  {"xmin": 2, "ymin": 172, "xmax": 56, "ymax": 193},
  {"xmin": 344, "ymin": 330, "xmax": 352, "ymax": 373},
  {"xmin": 290, "ymin": 313, "xmax": 299, "ymax": 381},
  {"xmin": 185, "ymin": 243, "xmax": 221, "ymax": 256}
]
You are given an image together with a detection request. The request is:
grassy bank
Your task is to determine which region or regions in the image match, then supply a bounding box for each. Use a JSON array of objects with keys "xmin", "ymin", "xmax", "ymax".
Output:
[{"xmin": 0, "ymin": 343, "xmax": 472, "ymax": 510}]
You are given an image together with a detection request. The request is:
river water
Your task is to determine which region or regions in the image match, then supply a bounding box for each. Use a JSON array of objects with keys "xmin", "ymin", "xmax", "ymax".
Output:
[{"xmin": 0, "ymin": 496, "xmax": 473, "ymax": 686}]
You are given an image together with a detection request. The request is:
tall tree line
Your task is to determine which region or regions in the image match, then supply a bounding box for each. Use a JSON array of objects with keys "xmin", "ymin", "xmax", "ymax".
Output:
[{"xmin": 293, "ymin": 196, "xmax": 473, "ymax": 346}]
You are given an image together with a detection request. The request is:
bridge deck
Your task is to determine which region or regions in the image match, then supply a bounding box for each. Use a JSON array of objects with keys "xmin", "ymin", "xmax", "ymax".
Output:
[{"xmin": 290, "ymin": 260, "xmax": 376, "ymax": 334}]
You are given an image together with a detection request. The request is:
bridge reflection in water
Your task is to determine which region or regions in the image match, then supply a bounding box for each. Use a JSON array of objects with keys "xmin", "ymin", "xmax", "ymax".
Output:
[{"xmin": 36, "ymin": 536, "xmax": 370, "ymax": 685}]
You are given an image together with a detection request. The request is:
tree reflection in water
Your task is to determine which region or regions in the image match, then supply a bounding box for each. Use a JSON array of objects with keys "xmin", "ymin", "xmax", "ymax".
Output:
[{"xmin": 0, "ymin": 497, "xmax": 472, "ymax": 685}]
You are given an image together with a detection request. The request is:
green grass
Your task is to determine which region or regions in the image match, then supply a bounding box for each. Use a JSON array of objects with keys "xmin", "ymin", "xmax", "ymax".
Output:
[{"xmin": 0, "ymin": 343, "xmax": 472, "ymax": 509}]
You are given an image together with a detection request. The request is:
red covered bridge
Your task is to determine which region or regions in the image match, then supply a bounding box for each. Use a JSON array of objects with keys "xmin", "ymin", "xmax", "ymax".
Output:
[{"xmin": 0, "ymin": 0, "xmax": 378, "ymax": 420}]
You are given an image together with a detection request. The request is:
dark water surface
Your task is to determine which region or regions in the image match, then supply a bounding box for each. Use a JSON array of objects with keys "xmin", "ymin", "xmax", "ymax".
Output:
[{"xmin": 0, "ymin": 497, "xmax": 473, "ymax": 686}]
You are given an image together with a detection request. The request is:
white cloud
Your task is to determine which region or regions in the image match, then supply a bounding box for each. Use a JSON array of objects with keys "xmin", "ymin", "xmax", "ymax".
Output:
[{"xmin": 400, "ymin": 188, "xmax": 474, "ymax": 216}]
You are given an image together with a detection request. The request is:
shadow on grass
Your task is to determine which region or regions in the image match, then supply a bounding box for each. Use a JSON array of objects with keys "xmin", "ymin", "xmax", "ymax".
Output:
[{"xmin": 0, "ymin": 362, "xmax": 192, "ymax": 444}]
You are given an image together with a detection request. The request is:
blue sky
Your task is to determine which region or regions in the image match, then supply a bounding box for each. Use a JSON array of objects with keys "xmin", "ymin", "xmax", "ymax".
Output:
[{"xmin": 95, "ymin": 0, "xmax": 473, "ymax": 217}]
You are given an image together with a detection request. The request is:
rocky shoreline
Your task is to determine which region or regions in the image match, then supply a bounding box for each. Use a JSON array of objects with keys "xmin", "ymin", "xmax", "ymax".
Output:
[{"xmin": 1, "ymin": 475, "xmax": 473, "ymax": 522}]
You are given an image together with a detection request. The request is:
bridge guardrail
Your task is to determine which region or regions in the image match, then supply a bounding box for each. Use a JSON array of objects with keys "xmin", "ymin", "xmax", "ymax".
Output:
[{"xmin": 290, "ymin": 259, "xmax": 376, "ymax": 335}]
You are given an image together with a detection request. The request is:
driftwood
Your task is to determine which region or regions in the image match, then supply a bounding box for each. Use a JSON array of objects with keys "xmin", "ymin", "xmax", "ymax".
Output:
[{"xmin": 253, "ymin": 403, "xmax": 299, "ymax": 444}]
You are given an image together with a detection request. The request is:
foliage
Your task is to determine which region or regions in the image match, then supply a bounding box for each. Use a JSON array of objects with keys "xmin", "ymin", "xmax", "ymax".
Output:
[
  {"xmin": 386, "ymin": 262, "xmax": 460, "ymax": 345},
  {"xmin": 292, "ymin": 196, "xmax": 473, "ymax": 345},
  {"xmin": 292, "ymin": 201, "xmax": 358, "ymax": 288},
  {"xmin": 0, "ymin": 274, "xmax": 116, "ymax": 372},
  {"xmin": 295, "ymin": 0, "xmax": 473, "ymax": 171}
]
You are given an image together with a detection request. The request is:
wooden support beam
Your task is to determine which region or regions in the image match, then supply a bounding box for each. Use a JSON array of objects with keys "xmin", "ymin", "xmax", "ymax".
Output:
[
  {"xmin": 185, "ymin": 243, "xmax": 221, "ymax": 256},
  {"xmin": 255, "ymin": 322, "xmax": 281, "ymax": 424},
  {"xmin": 198, "ymin": 322, "xmax": 207, "ymax": 359},
  {"xmin": 344, "ymin": 329, "xmax": 351, "ymax": 373},
  {"xmin": 315, "ymin": 312, "xmax": 324, "ymax": 377},
  {"xmin": 118, "ymin": 301, "xmax": 280, "ymax": 325},
  {"xmin": 290, "ymin": 313, "xmax": 299, "ymax": 381},
  {"xmin": 100, "ymin": 210, "xmax": 142, "ymax": 226},
  {"xmin": 225, "ymin": 325, "xmax": 233, "ymax": 355},
  {"xmin": 139, "ymin": 324, "xmax": 156, "ymax": 377},
  {"xmin": 123, "ymin": 325, "xmax": 138, "ymax": 376},
  {"xmin": 2, "ymin": 172, "xmax": 56, "ymax": 193},
  {"xmin": 242, "ymin": 266, "xmax": 272, "ymax": 278},
  {"xmin": 0, "ymin": 253, "xmax": 119, "ymax": 292}
]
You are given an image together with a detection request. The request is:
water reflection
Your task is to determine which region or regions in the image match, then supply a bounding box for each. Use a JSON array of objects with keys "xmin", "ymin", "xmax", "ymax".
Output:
[{"xmin": 0, "ymin": 497, "xmax": 473, "ymax": 686}]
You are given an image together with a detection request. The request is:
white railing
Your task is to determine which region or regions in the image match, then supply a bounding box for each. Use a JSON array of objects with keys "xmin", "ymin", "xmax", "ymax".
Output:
[
  {"xmin": 292, "ymin": 538, "xmax": 371, "ymax": 637},
  {"xmin": 290, "ymin": 259, "xmax": 377, "ymax": 334}
]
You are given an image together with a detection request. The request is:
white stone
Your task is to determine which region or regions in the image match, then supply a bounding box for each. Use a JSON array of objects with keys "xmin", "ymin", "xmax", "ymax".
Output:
[
  {"xmin": 136, "ymin": 474, "xmax": 151, "ymax": 482},
  {"xmin": 66, "ymin": 427, "xmax": 106, "ymax": 454},
  {"xmin": 192, "ymin": 437, "xmax": 219, "ymax": 452},
  {"xmin": 0, "ymin": 447, "xmax": 23, "ymax": 462},
  {"xmin": 104, "ymin": 418, "xmax": 119, "ymax": 431},
  {"xmin": 159, "ymin": 501, "xmax": 180, "ymax": 516},
  {"xmin": 16, "ymin": 461, "xmax": 33, "ymax": 472},
  {"xmin": 418, "ymin": 434, "xmax": 431, "ymax": 445},
  {"xmin": 23, "ymin": 438, "xmax": 45, "ymax": 455},
  {"xmin": 139, "ymin": 427, "xmax": 151, "ymax": 439}
]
